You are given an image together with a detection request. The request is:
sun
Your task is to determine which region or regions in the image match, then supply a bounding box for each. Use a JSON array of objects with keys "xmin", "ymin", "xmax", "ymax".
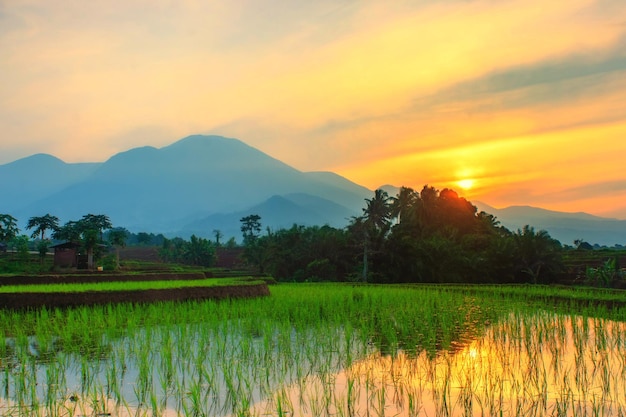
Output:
[{"xmin": 457, "ymin": 179, "xmax": 475, "ymax": 190}]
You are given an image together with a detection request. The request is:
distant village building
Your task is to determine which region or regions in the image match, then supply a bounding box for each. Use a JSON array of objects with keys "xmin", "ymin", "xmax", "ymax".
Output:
[{"xmin": 51, "ymin": 242, "xmax": 81, "ymax": 268}]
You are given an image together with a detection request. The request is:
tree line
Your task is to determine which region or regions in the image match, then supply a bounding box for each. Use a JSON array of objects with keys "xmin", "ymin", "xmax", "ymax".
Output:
[
  {"xmin": 1, "ymin": 184, "xmax": 565, "ymax": 282},
  {"xmin": 240, "ymin": 186, "xmax": 564, "ymax": 284},
  {"xmin": 0, "ymin": 212, "xmax": 222, "ymax": 271}
]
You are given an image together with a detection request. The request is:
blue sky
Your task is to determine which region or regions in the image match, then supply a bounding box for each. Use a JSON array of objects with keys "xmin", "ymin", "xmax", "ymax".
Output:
[{"xmin": 2, "ymin": 0, "xmax": 626, "ymax": 218}]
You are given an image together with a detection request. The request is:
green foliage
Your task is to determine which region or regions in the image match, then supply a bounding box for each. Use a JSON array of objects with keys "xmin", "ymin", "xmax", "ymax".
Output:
[
  {"xmin": 26, "ymin": 214, "xmax": 59, "ymax": 240},
  {"xmin": 12, "ymin": 235, "xmax": 30, "ymax": 263},
  {"xmin": 222, "ymin": 185, "xmax": 566, "ymax": 284},
  {"xmin": 585, "ymin": 257, "xmax": 623, "ymax": 287},
  {"xmin": 159, "ymin": 235, "xmax": 216, "ymax": 267},
  {"xmin": 101, "ymin": 254, "xmax": 118, "ymax": 271},
  {"xmin": 36, "ymin": 240, "xmax": 49, "ymax": 264},
  {"xmin": 240, "ymin": 214, "xmax": 262, "ymax": 245},
  {"xmin": 0, "ymin": 213, "xmax": 19, "ymax": 242}
]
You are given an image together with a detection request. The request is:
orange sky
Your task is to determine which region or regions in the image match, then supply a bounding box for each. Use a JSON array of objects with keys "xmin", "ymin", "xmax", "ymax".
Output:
[{"xmin": 1, "ymin": 0, "xmax": 626, "ymax": 218}]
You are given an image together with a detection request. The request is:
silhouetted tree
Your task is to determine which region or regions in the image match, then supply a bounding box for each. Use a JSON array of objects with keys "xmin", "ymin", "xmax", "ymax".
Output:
[
  {"xmin": 213, "ymin": 229, "xmax": 223, "ymax": 247},
  {"xmin": 240, "ymin": 214, "xmax": 262, "ymax": 244},
  {"xmin": 391, "ymin": 186, "xmax": 418, "ymax": 225},
  {"xmin": 512, "ymin": 225, "xmax": 563, "ymax": 284},
  {"xmin": 26, "ymin": 214, "xmax": 59, "ymax": 240}
]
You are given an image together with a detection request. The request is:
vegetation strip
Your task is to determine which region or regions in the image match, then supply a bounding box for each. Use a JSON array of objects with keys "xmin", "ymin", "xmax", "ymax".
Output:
[
  {"xmin": 0, "ymin": 278, "xmax": 269, "ymax": 310},
  {"xmin": 0, "ymin": 272, "xmax": 209, "ymax": 286},
  {"xmin": 0, "ymin": 278, "xmax": 260, "ymax": 293}
]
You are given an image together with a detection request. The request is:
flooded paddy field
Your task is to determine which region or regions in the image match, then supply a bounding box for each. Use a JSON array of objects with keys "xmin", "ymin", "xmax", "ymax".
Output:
[{"xmin": 1, "ymin": 284, "xmax": 625, "ymax": 416}]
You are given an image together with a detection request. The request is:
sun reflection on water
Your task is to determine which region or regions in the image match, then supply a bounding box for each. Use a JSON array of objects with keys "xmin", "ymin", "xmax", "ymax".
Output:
[{"xmin": 247, "ymin": 313, "xmax": 626, "ymax": 417}]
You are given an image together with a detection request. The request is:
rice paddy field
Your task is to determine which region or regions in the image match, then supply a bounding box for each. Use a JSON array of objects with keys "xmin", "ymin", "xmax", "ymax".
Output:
[{"xmin": 1, "ymin": 283, "xmax": 626, "ymax": 417}]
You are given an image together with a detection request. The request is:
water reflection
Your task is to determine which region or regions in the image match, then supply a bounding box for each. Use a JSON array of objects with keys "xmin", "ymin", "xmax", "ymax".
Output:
[
  {"xmin": 247, "ymin": 312, "xmax": 626, "ymax": 417},
  {"xmin": 1, "ymin": 311, "xmax": 625, "ymax": 416}
]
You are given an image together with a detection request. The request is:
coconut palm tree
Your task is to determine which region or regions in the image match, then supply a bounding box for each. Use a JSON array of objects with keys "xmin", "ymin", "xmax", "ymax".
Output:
[
  {"xmin": 350, "ymin": 190, "xmax": 393, "ymax": 283},
  {"xmin": 391, "ymin": 186, "xmax": 418, "ymax": 225},
  {"xmin": 363, "ymin": 189, "xmax": 392, "ymax": 233}
]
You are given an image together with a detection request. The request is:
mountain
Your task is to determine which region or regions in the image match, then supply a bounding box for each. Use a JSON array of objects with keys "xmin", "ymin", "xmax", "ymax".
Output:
[
  {"xmin": 181, "ymin": 193, "xmax": 357, "ymax": 239},
  {"xmin": 1, "ymin": 135, "xmax": 371, "ymax": 238},
  {"xmin": 0, "ymin": 154, "xmax": 100, "ymax": 212},
  {"xmin": 475, "ymin": 202, "xmax": 626, "ymax": 246}
]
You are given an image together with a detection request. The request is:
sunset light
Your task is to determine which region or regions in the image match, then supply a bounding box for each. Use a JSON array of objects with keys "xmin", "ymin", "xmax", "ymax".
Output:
[
  {"xmin": 1, "ymin": 0, "xmax": 625, "ymax": 219},
  {"xmin": 457, "ymin": 179, "xmax": 476, "ymax": 190}
]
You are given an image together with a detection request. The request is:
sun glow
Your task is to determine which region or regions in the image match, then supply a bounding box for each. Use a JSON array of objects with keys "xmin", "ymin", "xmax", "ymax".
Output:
[{"xmin": 457, "ymin": 179, "xmax": 475, "ymax": 190}]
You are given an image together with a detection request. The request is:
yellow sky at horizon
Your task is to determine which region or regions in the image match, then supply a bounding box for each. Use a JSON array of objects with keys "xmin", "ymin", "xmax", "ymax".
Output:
[{"xmin": 1, "ymin": 0, "xmax": 626, "ymax": 218}]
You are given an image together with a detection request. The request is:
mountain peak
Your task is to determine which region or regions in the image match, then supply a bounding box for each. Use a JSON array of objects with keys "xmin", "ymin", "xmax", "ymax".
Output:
[
  {"xmin": 163, "ymin": 134, "xmax": 245, "ymax": 151},
  {"xmin": 2, "ymin": 153, "xmax": 65, "ymax": 169}
]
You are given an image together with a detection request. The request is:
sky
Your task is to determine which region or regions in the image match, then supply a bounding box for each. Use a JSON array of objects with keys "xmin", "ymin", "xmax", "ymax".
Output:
[{"xmin": 2, "ymin": 0, "xmax": 626, "ymax": 219}]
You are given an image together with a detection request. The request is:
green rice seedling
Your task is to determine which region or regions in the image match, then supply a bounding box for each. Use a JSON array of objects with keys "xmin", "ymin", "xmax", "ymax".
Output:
[{"xmin": 2, "ymin": 283, "xmax": 626, "ymax": 416}]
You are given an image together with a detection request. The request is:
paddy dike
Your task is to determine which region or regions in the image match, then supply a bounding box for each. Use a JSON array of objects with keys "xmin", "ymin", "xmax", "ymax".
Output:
[{"xmin": 0, "ymin": 272, "xmax": 271, "ymax": 310}]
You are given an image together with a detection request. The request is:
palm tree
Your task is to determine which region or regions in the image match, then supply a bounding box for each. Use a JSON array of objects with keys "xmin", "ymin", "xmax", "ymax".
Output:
[
  {"xmin": 351, "ymin": 190, "xmax": 393, "ymax": 282},
  {"xmin": 391, "ymin": 186, "xmax": 418, "ymax": 225},
  {"xmin": 513, "ymin": 225, "xmax": 563, "ymax": 284},
  {"xmin": 0, "ymin": 214, "xmax": 19, "ymax": 243},
  {"xmin": 26, "ymin": 214, "xmax": 60, "ymax": 240},
  {"xmin": 347, "ymin": 215, "xmax": 369, "ymax": 282},
  {"xmin": 363, "ymin": 189, "xmax": 392, "ymax": 232}
]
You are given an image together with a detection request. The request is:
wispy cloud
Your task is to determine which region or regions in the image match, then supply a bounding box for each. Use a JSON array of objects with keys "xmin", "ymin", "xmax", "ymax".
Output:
[{"xmin": 1, "ymin": 0, "xmax": 626, "ymax": 217}]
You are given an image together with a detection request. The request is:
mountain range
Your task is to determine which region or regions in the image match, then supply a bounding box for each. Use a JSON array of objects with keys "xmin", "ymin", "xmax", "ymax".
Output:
[
  {"xmin": 1, "ymin": 134, "xmax": 625, "ymax": 245},
  {"xmin": 473, "ymin": 202, "xmax": 626, "ymax": 247},
  {"xmin": 1, "ymin": 135, "xmax": 371, "ymax": 239}
]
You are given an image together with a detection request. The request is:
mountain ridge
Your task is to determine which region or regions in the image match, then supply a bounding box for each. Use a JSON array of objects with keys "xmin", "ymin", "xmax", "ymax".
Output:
[
  {"xmin": 1, "ymin": 135, "xmax": 624, "ymax": 245},
  {"xmin": 474, "ymin": 202, "xmax": 626, "ymax": 246},
  {"xmin": 1, "ymin": 135, "xmax": 370, "ymax": 239}
]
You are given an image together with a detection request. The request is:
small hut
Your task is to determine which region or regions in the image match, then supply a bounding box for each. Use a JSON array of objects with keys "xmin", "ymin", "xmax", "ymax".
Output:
[{"xmin": 51, "ymin": 241, "xmax": 81, "ymax": 268}]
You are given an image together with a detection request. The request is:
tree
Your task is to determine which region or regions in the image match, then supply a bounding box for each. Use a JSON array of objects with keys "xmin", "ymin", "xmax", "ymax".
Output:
[
  {"xmin": 213, "ymin": 229, "xmax": 223, "ymax": 247},
  {"xmin": 80, "ymin": 214, "xmax": 112, "ymax": 241},
  {"xmin": 391, "ymin": 186, "xmax": 418, "ymax": 225},
  {"xmin": 240, "ymin": 214, "xmax": 262, "ymax": 244},
  {"xmin": 79, "ymin": 229, "xmax": 98, "ymax": 270},
  {"xmin": 77, "ymin": 214, "xmax": 112, "ymax": 269},
  {"xmin": 512, "ymin": 225, "xmax": 563, "ymax": 284},
  {"xmin": 108, "ymin": 227, "xmax": 128, "ymax": 270},
  {"xmin": 183, "ymin": 235, "xmax": 215, "ymax": 267},
  {"xmin": 347, "ymin": 216, "xmax": 370, "ymax": 282},
  {"xmin": 26, "ymin": 214, "xmax": 59, "ymax": 240},
  {"xmin": 363, "ymin": 189, "xmax": 392, "ymax": 233},
  {"xmin": 136, "ymin": 232, "xmax": 153, "ymax": 245},
  {"xmin": 355, "ymin": 190, "xmax": 393, "ymax": 282},
  {"xmin": 36, "ymin": 240, "xmax": 49, "ymax": 265},
  {"xmin": 52, "ymin": 220, "xmax": 82, "ymax": 242},
  {"xmin": 0, "ymin": 214, "xmax": 19, "ymax": 243}
]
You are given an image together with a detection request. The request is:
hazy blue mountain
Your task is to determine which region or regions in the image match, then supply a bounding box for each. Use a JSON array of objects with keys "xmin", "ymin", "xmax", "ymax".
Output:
[
  {"xmin": 2, "ymin": 135, "xmax": 372, "ymax": 234},
  {"xmin": 4, "ymin": 140, "xmax": 623, "ymax": 247},
  {"xmin": 0, "ymin": 154, "xmax": 100, "ymax": 212},
  {"xmin": 181, "ymin": 193, "xmax": 357, "ymax": 240},
  {"xmin": 475, "ymin": 202, "xmax": 626, "ymax": 246}
]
